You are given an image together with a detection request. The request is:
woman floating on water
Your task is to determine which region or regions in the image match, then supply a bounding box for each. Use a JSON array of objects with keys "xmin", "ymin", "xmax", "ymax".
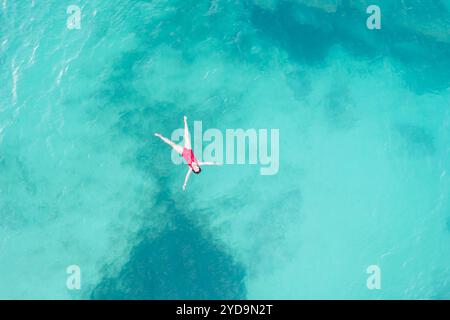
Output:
[{"xmin": 155, "ymin": 116, "xmax": 221, "ymax": 190}]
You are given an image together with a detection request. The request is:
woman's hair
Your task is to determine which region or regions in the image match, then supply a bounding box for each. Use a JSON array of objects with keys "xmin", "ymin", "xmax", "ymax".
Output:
[{"xmin": 193, "ymin": 167, "xmax": 202, "ymax": 174}]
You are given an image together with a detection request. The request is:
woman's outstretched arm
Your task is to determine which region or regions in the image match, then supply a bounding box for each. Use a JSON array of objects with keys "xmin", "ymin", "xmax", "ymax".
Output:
[
  {"xmin": 198, "ymin": 161, "xmax": 222, "ymax": 166},
  {"xmin": 154, "ymin": 133, "xmax": 183, "ymax": 155},
  {"xmin": 183, "ymin": 168, "xmax": 193, "ymax": 190}
]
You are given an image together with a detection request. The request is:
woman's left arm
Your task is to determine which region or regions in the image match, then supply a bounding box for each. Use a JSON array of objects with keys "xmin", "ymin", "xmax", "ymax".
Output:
[{"xmin": 183, "ymin": 168, "xmax": 193, "ymax": 191}]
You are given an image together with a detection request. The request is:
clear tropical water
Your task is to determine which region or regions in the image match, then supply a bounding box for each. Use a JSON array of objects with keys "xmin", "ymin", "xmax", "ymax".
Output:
[{"xmin": 0, "ymin": 0, "xmax": 449, "ymax": 299}]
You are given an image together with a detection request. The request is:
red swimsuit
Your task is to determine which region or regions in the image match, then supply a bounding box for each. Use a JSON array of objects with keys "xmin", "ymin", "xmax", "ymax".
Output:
[{"xmin": 182, "ymin": 148, "xmax": 198, "ymax": 170}]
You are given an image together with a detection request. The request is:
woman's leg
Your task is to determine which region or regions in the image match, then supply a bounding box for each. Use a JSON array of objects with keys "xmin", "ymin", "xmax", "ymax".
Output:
[
  {"xmin": 155, "ymin": 133, "xmax": 183, "ymax": 155},
  {"xmin": 183, "ymin": 116, "xmax": 192, "ymax": 150}
]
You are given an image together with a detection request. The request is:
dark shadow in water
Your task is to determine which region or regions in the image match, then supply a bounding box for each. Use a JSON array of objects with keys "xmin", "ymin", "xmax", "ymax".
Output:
[
  {"xmin": 249, "ymin": 1, "xmax": 450, "ymax": 94},
  {"xmin": 395, "ymin": 124, "xmax": 436, "ymax": 157},
  {"xmin": 250, "ymin": 2, "xmax": 337, "ymax": 65},
  {"xmin": 91, "ymin": 199, "xmax": 247, "ymax": 300}
]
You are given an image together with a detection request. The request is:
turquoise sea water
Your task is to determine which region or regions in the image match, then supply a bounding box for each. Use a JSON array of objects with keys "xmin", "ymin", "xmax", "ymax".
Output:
[{"xmin": 1, "ymin": 0, "xmax": 449, "ymax": 299}]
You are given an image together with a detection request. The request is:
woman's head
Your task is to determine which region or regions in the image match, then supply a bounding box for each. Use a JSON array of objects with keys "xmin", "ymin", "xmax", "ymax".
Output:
[{"xmin": 192, "ymin": 162, "xmax": 201, "ymax": 174}]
